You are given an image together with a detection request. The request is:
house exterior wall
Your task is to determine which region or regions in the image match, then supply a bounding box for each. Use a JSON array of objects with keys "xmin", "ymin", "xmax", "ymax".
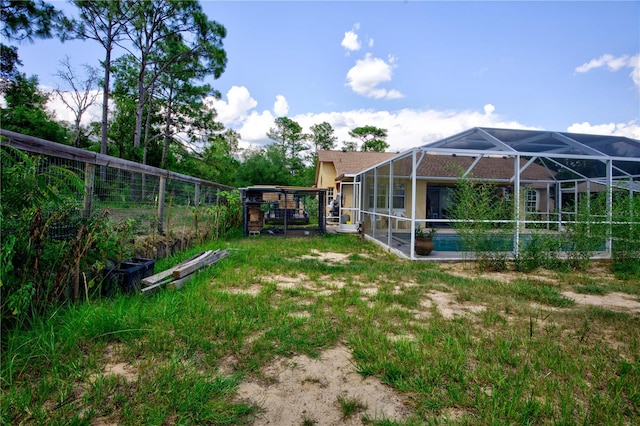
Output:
[
  {"xmin": 317, "ymin": 161, "xmax": 338, "ymax": 215},
  {"xmin": 316, "ymin": 162, "xmax": 337, "ymax": 191}
]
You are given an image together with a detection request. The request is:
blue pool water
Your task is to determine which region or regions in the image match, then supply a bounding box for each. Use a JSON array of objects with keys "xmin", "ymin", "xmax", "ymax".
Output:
[{"xmin": 393, "ymin": 233, "xmax": 515, "ymax": 252}]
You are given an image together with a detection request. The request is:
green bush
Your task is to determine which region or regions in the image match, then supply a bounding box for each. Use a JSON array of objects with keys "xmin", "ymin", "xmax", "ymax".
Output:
[
  {"xmin": 0, "ymin": 147, "xmax": 132, "ymax": 331},
  {"xmin": 450, "ymin": 177, "xmax": 512, "ymax": 272},
  {"xmin": 611, "ymin": 192, "xmax": 640, "ymax": 278}
]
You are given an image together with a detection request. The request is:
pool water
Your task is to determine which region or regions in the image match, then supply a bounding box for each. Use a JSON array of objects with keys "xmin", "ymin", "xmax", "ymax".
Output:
[{"xmin": 393, "ymin": 233, "xmax": 514, "ymax": 252}]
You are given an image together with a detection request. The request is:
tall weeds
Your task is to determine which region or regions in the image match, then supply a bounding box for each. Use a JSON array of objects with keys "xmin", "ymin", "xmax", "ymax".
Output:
[
  {"xmin": 450, "ymin": 176, "xmax": 512, "ymax": 271},
  {"xmin": 0, "ymin": 147, "xmax": 131, "ymax": 331}
]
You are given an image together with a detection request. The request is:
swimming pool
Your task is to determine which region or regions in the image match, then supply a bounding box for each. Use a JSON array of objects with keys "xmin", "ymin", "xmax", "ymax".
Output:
[{"xmin": 392, "ymin": 232, "xmax": 514, "ymax": 252}]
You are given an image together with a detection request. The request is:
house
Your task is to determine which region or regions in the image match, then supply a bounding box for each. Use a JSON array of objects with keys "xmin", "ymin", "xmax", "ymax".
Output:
[
  {"xmin": 315, "ymin": 148, "xmax": 554, "ymax": 231},
  {"xmin": 315, "ymin": 127, "xmax": 640, "ymax": 259},
  {"xmin": 315, "ymin": 150, "xmax": 397, "ymax": 231}
]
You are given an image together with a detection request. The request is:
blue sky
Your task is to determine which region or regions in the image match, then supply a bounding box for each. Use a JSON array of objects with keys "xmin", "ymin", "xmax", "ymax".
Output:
[{"xmin": 13, "ymin": 0, "xmax": 640, "ymax": 152}]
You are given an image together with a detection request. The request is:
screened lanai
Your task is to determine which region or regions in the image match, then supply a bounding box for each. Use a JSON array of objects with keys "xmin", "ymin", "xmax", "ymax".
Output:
[{"xmin": 355, "ymin": 127, "xmax": 640, "ymax": 260}]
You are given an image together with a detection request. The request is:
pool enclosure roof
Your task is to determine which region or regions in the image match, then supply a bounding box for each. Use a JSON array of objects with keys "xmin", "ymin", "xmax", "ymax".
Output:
[
  {"xmin": 409, "ymin": 127, "xmax": 640, "ymax": 185},
  {"xmin": 423, "ymin": 127, "xmax": 640, "ymax": 160}
]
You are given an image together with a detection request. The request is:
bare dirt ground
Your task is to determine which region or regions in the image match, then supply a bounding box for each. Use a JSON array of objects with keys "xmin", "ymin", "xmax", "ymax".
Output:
[
  {"xmin": 231, "ymin": 256, "xmax": 639, "ymax": 426},
  {"xmin": 92, "ymin": 255, "xmax": 639, "ymax": 425},
  {"xmin": 562, "ymin": 291, "xmax": 640, "ymax": 314},
  {"xmin": 236, "ymin": 346, "xmax": 410, "ymax": 425},
  {"xmin": 442, "ymin": 262, "xmax": 640, "ymax": 314}
]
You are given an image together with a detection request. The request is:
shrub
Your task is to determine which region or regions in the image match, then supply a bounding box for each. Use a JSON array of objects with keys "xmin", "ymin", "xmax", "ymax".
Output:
[
  {"xmin": 450, "ymin": 177, "xmax": 512, "ymax": 272},
  {"xmin": 0, "ymin": 147, "xmax": 131, "ymax": 330}
]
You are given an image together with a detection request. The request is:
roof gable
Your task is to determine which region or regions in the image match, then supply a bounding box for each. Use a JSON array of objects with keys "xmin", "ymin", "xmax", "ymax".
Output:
[{"xmin": 317, "ymin": 150, "xmax": 398, "ymax": 179}]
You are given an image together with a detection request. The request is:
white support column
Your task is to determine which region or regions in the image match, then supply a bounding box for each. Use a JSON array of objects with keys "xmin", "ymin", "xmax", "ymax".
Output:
[
  {"xmin": 373, "ymin": 168, "xmax": 378, "ymax": 238},
  {"xmin": 513, "ymin": 155, "xmax": 521, "ymax": 256},
  {"xmin": 388, "ymin": 160, "xmax": 393, "ymax": 247},
  {"xmin": 546, "ymin": 182, "xmax": 551, "ymax": 230},
  {"xmin": 411, "ymin": 149, "xmax": 417, "ymax": 259},
  {"xmin": 606, "ymin": 160, "xmax": 613, "ymax": 256}
]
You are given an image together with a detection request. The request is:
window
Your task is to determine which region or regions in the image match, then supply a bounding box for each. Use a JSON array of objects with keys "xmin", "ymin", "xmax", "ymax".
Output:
[
  {"xmin": 524, "ymin": 189, "xmax": 537, "ymax": 212},
  {"xmin": 392, "ymin": 183, "xmax": 405, "ymax": 209},
  {"xmin": 367, "ymin": 183, "xmax": 405, "ymax": 209},
  {"xmin": 327, "ymin": 188, "xmax": 334, "ymax": 205},
  {"xmin": 368, "ymin": 183, "xmax": 388, "ymax": 209}
]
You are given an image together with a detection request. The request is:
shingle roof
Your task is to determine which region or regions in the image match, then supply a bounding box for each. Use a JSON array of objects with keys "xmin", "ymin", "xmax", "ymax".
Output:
[
  {"xmin": 318, "ymin": 150, "xmax": 554, "ymax": 182},
  {"xmin": 414, "ymin": 156, "xmax": 554, "ymax": 181},
  {"xmin": 317, "ymin": 150, "xmax": 398, "ymax": 179}
]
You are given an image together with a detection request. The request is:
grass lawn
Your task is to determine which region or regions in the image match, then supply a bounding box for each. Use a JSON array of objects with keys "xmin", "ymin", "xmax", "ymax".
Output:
[{"xmin": 2, "ymin": 233, "xmax": 639, "ymax": 425}]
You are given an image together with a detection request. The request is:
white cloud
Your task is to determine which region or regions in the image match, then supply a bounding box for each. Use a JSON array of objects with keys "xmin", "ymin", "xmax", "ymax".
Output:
[
  {"xmin": 346, "ymin": 53, "xmax": 404, "ymax": 100},
  {"xmin": 206, "ymin": 85, "xmax": 257, "ymax": 126},
  {"xmin": 567, "ymin": 120, "xmax": 640, "ymax": 140},
  {"xmin": 44, "ymin": 90, "xmax": 104, "ymax": 126},
  {"xmin": 235, "ymin": 101, "xmax": 540, "ymax": 153},
  {"xmin": 629, "ymin": 54, "xmax": 640, "ymax": 88},
  {"xmin": 575, "ymin": 53, "xmax": 640, "ymax": 91},
  {"xmin": 341, "ymin": 23, "xmax": 361, "ymax": 52},
  {"xmin": 236, "ymin": 110, "xmax": 276, "ymax": 147},
  {"xmin": 576, "ymin": 54, "xmax": 626, "ymax": 73},
  {"xmin": 273, "ymin": 95, "xmax": 289, "ymax": 116},
  {"xmin": 483, "ymin": 104, "xmax": 495, "ymax": 115}
]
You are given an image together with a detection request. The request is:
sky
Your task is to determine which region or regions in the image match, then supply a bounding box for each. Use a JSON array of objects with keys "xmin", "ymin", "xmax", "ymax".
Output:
[{"xmin": 12, "ymin": 0, "xmax": 640, "ymax": 153}]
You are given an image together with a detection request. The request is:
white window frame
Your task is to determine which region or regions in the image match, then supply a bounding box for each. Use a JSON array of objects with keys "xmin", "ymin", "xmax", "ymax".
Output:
[
  {"xmin": 392, "ymin": 183, "xmax": 405, "ymax": 210},
  {"xmin": 524, "ymin": 188, "xmax": 538, "ymax": 212}
]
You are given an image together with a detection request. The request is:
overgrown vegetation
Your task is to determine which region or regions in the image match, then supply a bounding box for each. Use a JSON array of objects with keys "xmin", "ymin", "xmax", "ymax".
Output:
[
  {"xmin": 611, "ymin": 192, "xmax": 640, "ymax": 279},
  {"xmin": 450, "ymin": 175, "xmax": 639, "ymax": 277},
  {"xmin": 450, "ymin": 177, "xmax": 513, "ymax": 271},
  {"xmin": 2, "ymin": 234, "xmax": 638, "ymax": 425},
  {"xmin": 0, "ymin": 146, "xmax": 131, "ymax": 329},
  {"xmin": 0, "ymin": 147, "xmax": 241, "ymax": 331}
]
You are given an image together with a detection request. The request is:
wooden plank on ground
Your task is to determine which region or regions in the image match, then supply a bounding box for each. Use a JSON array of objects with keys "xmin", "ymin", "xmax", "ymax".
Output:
[
  {"xmin": 141, "ymin": 251, "xmax": 212, "ymax": 286},
  {"xmin": 172, "ymin": 249, "xmax": 226, "ymax": 279},
  {"xmin": 140, "ymin": 249, "xmax": 228, "ymax": 293}
]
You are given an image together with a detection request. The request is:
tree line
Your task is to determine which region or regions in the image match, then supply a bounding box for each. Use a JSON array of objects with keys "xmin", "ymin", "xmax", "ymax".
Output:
[{"xmin": 0, "ymin": 0, "xmax": 389, "ymax": 188}]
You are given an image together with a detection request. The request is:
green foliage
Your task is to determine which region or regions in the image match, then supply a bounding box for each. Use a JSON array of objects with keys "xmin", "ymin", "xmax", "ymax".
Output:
[
  {"xmin": 611, "ymin": 192, "xmax": 640, "ymax": 278},
  {"xmin": 450, "ymin": 177, "xmax": 512, "ymax": 271},
  {"xmin": 266, "ymin": 116, "xmax": 309, "ymax": 178},
  {"xmin": 563, "ymin": 192, "xmax": 608, "ymax": 270},
  {"xmin": 198, "ymin": 190, "xmax": 242, "ymax": 240},
  {"xmin": 0, "ymin": 0, "xmax": 70, "ymax": 42},
  {"xmin": 415, "ymin": 227, "xmax": 436, "ymax": 239},
  {"xmin": 0, "ymin": 147, "xmax": 132, "ymax": 330},
  {"xmin": 235, "ymin": 145, "xmax": 294, "ymax": 187},
  {"xmin": 348, "ymin": 125, "xmax": 389, "ymax": 152},
  {"xmin": 1, "ymin": 234, "xmax": 639, "ymax": 424},
  {"xmin": 0, "ymin": 73, "xmax": 70, "ymax": 143},
  {"xmin": 514, "ymin": 233, "xmax": 564, "ymax": 272},
  {"xmin": 337, "ymin": 395, "xmax": 367, "ymax": 419},
  {"xmin": 309, "ymin": 121, "xmax": 337, "ymax": 153}
]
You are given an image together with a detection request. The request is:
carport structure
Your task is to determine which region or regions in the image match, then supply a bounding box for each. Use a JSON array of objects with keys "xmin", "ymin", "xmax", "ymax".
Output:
[{"xmin": 355, "ymin": 127, "xmax": 640, "ymax": 260}]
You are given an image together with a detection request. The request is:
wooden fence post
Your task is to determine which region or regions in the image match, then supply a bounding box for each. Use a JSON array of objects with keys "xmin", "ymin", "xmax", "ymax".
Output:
[
  {"xmin": 194, "ymin": 183, "xmax": 200, "ymax": 233},
  {"xmin": 158, "ymin": 176, "xmax": 166, "ymax": 235},
  {"xmin": 83, "ymin": 163, "xmax": 95, "ymax": 219}
]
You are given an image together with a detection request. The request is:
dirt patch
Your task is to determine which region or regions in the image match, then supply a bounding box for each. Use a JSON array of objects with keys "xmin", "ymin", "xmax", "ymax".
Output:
[
  {"xmin": 442, "ymin": 263, "xmax": 560, "ymax": 284},
  {"xmin": 426, "ymin": 290, "xmax": 485, "ymax": 319},
  {"xmin": 300, "ymin": 250, "xmax": 354, "ymax": 263},
  {"xmin": 89, "ymin": 344, "xmax": 138, "ymax": 384},
  {"xmin": 236, "ymin": 345, "xmax": 410, "ymax": 425},
  {"xmin": 562, "ymin": 291, "xmax": 640, "ymax": 314},
  {"xmin": 224, "ymin": 284, "xmax": 262, "ymax": 296}
]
